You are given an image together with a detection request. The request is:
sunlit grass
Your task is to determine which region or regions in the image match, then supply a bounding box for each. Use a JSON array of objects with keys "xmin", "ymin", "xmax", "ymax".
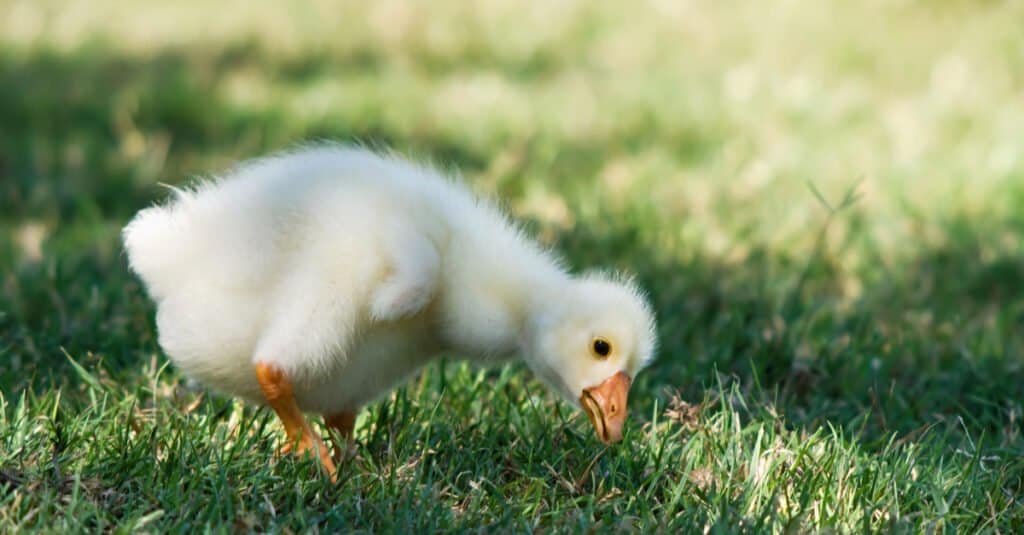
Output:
[{"xmin": 1, "ymin": 0, "xmax": 1022, "ymax": 531}]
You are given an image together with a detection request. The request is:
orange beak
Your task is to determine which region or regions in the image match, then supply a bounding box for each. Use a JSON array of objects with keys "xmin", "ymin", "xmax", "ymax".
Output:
[{"xmin": 579, "ymin": 371, "xmax": 632, "ymax": 444}]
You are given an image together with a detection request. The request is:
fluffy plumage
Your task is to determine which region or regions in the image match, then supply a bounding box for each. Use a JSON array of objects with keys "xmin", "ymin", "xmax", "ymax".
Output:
[{"xmin": 124, "ymin": 145, "xmax": 657, "ymax": 443}]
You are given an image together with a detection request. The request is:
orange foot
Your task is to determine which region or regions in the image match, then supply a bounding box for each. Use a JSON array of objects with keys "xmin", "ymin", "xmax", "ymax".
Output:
[{"xmin": 255, "ymin": 362, "xmax": 337, "ymax": 481}]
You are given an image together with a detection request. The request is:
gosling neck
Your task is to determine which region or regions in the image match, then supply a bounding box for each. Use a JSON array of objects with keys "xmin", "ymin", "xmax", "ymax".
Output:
[
  {"xmin": 445, "ymin": 263, "xmax": 571, "ymax": 365},
  {"xmin": 515, "ymin": 268, "xmax": 575, "ymax": 356}
]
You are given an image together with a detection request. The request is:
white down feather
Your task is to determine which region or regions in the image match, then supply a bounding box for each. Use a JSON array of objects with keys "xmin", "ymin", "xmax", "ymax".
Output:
[{"xmin": 123, "ymin": 145, "xmax": 657, "ymax": 415}]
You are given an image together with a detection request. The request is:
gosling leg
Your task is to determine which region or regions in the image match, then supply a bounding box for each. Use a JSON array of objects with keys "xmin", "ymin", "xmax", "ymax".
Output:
[
  {"xmin": 324, "ymin": 411, "xmax": 357, "ymax": 463},
  {"xmin": 254, "ymin": 362, "xmax": 337, "ymax": 481}
]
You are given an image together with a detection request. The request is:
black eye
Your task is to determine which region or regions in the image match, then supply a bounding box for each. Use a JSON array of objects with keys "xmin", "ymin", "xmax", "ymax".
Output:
[{"xmin": 591, "ymin": 338, "xmax": 612, "ymax": 358}]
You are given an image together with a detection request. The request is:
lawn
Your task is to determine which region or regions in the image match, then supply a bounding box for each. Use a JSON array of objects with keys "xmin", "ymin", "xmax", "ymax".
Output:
[{"xmin": 1, "ymin": 0, "xmax": 1023, "ymax": 532}]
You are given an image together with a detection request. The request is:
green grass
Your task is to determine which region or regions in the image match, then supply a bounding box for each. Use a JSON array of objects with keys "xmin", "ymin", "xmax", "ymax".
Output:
[{"xmin": 2, "ymin": 0, "xmax": 1023, "ymax": 531}]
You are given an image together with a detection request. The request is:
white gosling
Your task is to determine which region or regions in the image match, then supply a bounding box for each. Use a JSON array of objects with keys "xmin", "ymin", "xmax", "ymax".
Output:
[{"xmin": 123, "ymin": 146, "xmax": 657, "ymax": 479}]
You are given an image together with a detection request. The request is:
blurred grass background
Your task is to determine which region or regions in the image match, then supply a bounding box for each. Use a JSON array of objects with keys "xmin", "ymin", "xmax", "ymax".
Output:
[{"xmin": 1, "ymin": 0, "xmax": 1023, "ymax": 531}]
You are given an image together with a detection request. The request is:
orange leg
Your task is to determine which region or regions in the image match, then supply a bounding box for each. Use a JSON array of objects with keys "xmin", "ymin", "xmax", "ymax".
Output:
[
  {"xmin": 255, "ymin": 362, "xmax": 337, "ymax": 481},
  {"xmin": 324, "ymin": 411, "xmax": 357, "ymax": 463}
]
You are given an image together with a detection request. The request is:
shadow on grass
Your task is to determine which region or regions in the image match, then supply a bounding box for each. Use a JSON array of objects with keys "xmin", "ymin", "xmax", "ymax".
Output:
[{"xmin": 552, "ymin": 205, "xmax": 1024, "ymax": 443}]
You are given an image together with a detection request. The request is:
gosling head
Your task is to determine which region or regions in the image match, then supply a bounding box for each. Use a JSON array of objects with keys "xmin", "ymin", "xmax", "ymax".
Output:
[{"xmin": 524, "ymin": 273, "xmax": 657, "ymax": 444}]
